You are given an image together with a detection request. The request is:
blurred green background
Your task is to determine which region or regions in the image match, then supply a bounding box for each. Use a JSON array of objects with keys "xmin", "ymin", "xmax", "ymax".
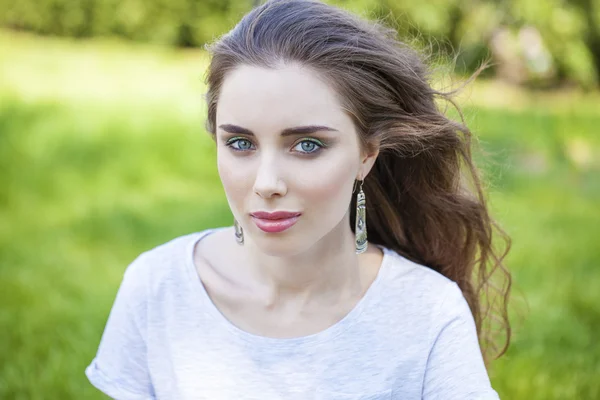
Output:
[{"xmin": 0, "ymin": 0, "xmax": 599, "ymax": 399}]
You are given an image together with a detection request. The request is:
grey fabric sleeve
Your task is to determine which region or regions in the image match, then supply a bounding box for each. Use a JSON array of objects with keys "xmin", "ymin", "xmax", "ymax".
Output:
[
  {"xmin": 422, "ymin": 282, "xmax": 500, "ymax": 400},
  {"xmin": 85, "ymin": 255, "xmax": 155, "ymax": 399}
]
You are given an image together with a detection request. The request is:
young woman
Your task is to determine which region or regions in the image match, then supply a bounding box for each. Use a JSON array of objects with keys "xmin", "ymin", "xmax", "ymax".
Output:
[{"xmin": 86, "ymin": 0, "xmax": 511, "ymax": 398}]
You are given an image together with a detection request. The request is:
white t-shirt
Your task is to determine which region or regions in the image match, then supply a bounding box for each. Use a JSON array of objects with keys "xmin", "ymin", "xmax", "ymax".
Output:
[{"xmin": 86, "ymin": 227, "xmax": 499, "ymax": 399}]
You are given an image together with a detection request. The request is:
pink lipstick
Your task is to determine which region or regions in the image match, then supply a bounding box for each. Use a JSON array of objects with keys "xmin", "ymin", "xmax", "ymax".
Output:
[{"xmin": 250, "ymin": 211, "xmax": 301, "ymax": 233}]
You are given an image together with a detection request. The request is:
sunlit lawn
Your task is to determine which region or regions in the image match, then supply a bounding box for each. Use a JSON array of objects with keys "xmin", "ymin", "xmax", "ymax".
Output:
[{"xmin": 1, "ymin": 30, "xmax": 599, "ymax": 399}]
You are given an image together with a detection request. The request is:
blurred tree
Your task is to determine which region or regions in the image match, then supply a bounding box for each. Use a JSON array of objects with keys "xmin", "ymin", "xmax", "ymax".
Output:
[
  {"xmin": 0, "ymin": 0, "xmax": 598, "ymax": 88},
  {"xmin": 569, "ymin": 0, "xmax": 600, "ymax": 83},
  {"xmin": 0, "ymin": 0, "xmax": 254, "ymax": 45}
]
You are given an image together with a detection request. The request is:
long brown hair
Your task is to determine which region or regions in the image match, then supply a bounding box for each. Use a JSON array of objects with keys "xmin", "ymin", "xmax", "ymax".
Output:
[{"xmin": 204, "ymin": 0, "xmax": 512, "ymax": 362}]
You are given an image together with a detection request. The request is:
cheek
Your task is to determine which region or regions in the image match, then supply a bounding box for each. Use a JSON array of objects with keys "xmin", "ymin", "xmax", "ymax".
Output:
[
  {"xmin": 297, "ymin": 155, "xmax": 356, "ymax": 212},
  {"xmin": 217, "ymin": 150, "xmax": 251, "ymax": 202}
]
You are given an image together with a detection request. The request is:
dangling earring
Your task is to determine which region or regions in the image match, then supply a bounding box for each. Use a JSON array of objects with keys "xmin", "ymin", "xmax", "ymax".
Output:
[
  {"xmin": 234, "ymin": 218, "xmax": 244, "ymax": 245},
  {"xmin": 355, "ymin": 179, "xmax": 368, "ymax": 254}
]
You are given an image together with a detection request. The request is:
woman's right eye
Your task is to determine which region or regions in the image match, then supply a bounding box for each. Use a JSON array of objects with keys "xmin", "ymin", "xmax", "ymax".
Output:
[{"xmin": 226, "ymin": 138, "xmax": 255, "ymax": 151}]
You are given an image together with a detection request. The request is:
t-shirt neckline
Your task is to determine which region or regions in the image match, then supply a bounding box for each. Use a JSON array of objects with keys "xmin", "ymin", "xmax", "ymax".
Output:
[{"xmin": 184, "ymin": 227, "xmax": 392, "ymax": 347}]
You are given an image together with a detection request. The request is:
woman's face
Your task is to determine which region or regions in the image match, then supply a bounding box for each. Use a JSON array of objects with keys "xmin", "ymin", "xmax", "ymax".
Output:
[{"xmin": 215, "ymin": 63, "xmax": 376, "ymax": 256}]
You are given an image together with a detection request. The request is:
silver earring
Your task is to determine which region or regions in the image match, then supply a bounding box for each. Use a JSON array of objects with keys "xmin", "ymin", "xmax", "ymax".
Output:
[
  {"xmin": 234, "ymin": 218, "xmax": 244, "ymax": 245},
  {"xmin": 355, "ymin": 179, "xmax": 368, "ymax": 254}
]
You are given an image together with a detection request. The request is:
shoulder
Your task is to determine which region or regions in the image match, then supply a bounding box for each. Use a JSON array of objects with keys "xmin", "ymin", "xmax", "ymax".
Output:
[
  {"xmin": 378, "ymin": 247, "xmax": 472, "ymax": 331},
  {"xmin": 118, "ymin": 227, "xmax": 228, "ymax": 296},
  {"xmin": 381, "ymin": 247, "xmax": 460, "ymax": 301}
]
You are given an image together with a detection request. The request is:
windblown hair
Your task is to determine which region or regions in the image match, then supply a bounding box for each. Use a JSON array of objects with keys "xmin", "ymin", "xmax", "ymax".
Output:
[{"xmin": 204, "ymin": 0, "xmax": 512, "ymax": 362}]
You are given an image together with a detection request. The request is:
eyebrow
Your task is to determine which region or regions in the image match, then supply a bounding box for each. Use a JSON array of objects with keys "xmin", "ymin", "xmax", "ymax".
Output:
[{"xmin": 218, "ymin": 124, "xmax": 339, "ymax": 137}]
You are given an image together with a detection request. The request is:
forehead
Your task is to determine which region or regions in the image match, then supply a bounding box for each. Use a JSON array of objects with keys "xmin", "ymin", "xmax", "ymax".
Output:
[{"xmin": 216, "ymin": 63, "xmax": 350, "ymax": 130}]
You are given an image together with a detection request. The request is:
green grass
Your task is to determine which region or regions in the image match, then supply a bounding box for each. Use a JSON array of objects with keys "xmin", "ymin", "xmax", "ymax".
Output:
[{"xmin": 1, "ymin": 30, "xmax": 599, "ymax": 399}]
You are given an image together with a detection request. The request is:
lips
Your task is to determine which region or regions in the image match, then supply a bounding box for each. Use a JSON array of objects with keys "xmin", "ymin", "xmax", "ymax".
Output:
[
  {"xmin": 250, "ymin": 211, "xmax": 301, "ymax": 220},
  {"xmin": 250, "ymin": 211, "xmax": 301, "ymax": 233}
]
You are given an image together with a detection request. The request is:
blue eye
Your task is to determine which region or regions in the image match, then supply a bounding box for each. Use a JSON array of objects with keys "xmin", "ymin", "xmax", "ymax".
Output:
[
  {"xmin": 293, "ymin": 139, "xmax": 324, "ymax": 154},
  {"xmin": 226, "ymin": 138, "xmax": 254, "ymax": 151}
]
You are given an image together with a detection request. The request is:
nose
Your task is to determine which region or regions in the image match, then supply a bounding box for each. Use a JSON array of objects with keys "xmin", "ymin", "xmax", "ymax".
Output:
[{"xmin": 253, "ymin": 154, "xmax": 287, "ymax": 198}]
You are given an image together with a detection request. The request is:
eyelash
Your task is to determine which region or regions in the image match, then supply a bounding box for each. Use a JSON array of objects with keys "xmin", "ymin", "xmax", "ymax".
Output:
[{"xmin": 224, "ymin": 137, "xmax": 326, "ymax": 155}]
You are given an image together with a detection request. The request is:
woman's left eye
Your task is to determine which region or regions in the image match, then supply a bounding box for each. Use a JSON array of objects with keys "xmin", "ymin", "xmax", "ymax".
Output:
[{"xmin": 293, "ymin": 139, "xmax": 324, "ymax": 154}]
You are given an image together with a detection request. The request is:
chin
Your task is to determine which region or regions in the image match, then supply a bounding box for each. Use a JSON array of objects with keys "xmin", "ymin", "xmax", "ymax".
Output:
[
  {"xmin": 251, "ymin": 234, "xmax": 302, "ymax": 257},
  {"xmin": 247, "ymin": 226, "xmax": 315, "ymax": 257}
]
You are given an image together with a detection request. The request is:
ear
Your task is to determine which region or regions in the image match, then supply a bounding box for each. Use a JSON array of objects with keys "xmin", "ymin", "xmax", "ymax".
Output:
[{"xmin": 358, "ymin": 143, "xmax": 380, "ymax": 180}]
